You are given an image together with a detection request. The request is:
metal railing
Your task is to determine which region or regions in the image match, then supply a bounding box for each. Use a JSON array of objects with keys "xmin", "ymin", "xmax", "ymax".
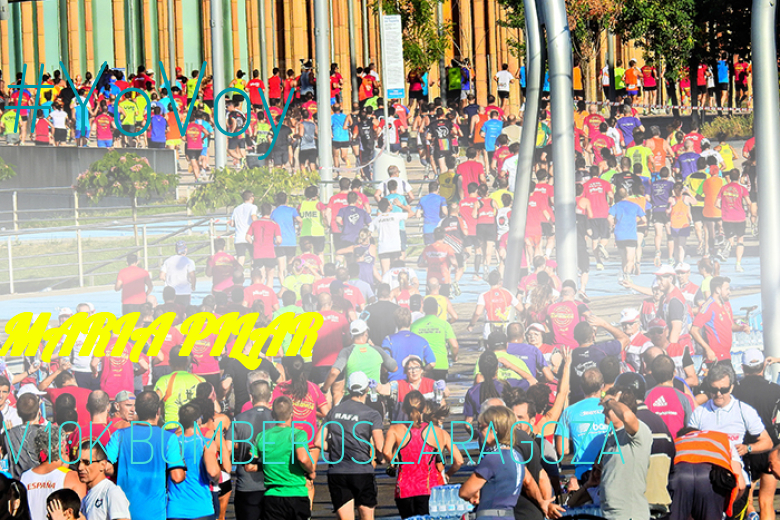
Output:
[{"xmin": 0, "ymin": 183, "xmax": 432, "ymax": 296}]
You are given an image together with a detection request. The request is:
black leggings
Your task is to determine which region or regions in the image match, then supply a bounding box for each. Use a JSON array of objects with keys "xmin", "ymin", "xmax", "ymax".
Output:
[{"xmin": 395, "ymin": 495, "xmax": 429, "ymax": 519}]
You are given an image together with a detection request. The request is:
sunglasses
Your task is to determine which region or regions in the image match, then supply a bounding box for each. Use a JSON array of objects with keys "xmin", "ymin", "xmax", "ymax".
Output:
[{"xmin": 711, "ymin": 386, "xmax": 731, "ymax": 395}]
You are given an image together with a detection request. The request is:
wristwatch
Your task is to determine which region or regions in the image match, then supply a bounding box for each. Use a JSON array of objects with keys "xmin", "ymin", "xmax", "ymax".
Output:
[{"xmin": 748, "ymin": 445, "xmax": 753, "ymax": 453}]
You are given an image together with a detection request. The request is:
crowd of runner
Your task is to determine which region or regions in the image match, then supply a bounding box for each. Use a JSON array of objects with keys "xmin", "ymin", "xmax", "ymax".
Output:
[{"xmin": 0, "ymin": 54, "xmax": 770, "ymax": 520}]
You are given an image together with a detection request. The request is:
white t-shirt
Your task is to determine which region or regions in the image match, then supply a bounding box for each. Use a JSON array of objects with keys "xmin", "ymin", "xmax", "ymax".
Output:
[
  {"xmin": 50, "ymin": 110, "xmax": 69, "ymax": 129},
  {"xmin": 369, "ymin": 212, "xmax": 408, "ymax": 254},
  {"xmin": 82, "ymin": 479, "xmax": 132, "ymax": 520},
  {"xmin": 231, "ymin": 202, "xmax": 258, "ymax": 244},
  {"xmin": 379, "ymin": 177, "xmax": 412, "ymax": 198},
  {"xmin": 161, "ymin": 255, "xmax": 196, "ymax": 295},
  {"xmin": 496, "ymin": 207, "xmax": 512, "ymax": 238},
  {"xmin": 1, "ymin": 401, "xmax": 21, "ymax": 428},
  {"xmin": 381, "ymin": 267, "xmax": 419, "ymax": 290},
  {"xmin": 607, "ymin": 127, "xmax": 623, "ymax": 154},
  {"xmin": 602, "ymin": 66, "xmax": 611, "ymax": 86},
  {"xmin": 69, "ymin": 333, "xmax": 93, "ymax": 373},
  {"xmin": 502, "ymin": 154, "xmax": 519, "ymax": 190},
  {"xmin": 700, "ymin": 149, "xmax": 724, "ymax": 167},
  {"xmin": 496, "ymin": 70, "xmax": 514, "ymax": 92}
]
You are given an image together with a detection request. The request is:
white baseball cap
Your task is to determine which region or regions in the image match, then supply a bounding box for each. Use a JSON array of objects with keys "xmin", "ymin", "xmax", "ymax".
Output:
[
  {"xmin": 347, "ymin": 371, "xmax": 370, "ymax": 393},
  {"xmin": 58, "ymin": 307, "xmax": 73, "ymax": 317},
  {"xmin": 350, "ymin": 319, "xmax": 368, "ymax": 336},
  {"xmin": 675, "ymin": 262, "xmax": 691, "ymax": 273},
  {"xmin": 742, "ymin": 348, "xmax": 765, "ymax": 368},
  {"xmin": 17, "ymin": 383, "xmax": 46, "ymax": 397},
  {"xmin": 654, "ymin": 265, "xmax": 677, "ymax": 277},
  {"xmin": 619, "ymin": 308, "xmax": 640, "ymax": 324}
]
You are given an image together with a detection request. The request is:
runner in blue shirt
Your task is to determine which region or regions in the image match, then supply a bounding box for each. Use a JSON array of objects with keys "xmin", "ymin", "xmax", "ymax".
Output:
[
  {"xmin": 615, "ymin": 105, "xmax": 644, "ymax": 147},
  {"xmin": 336, "ymin": 191, "xmax": 372, "ymax": 246},
  {"xmin": 271, "ymin": 191, "xmax": 303, "ymax": 280},
  {"xmin": 167, "ymin": 402, "xmax": 222, "ymax": 520},
  {"xmin": 382, "ymin": 308, "xmax": 436, "ymax": 381},
  {"xmin": 609, "ymin": 188, "xmax": 647, "ymax": 282},
  {"xmin": 105, "ymin": 391, "xmax": 186, "ymax": 520},
  {"xmin": 149, "ymin": 107, "xmax": 168, "ymax": 148},
  {"xmin": 481, "ymin": 111, "xmax": 504, "ymax": 153},
  {"xmin": 331, "ymin": 104, "xmax": 350, "ymax": 168},
  {"xmin": 673, "ymin": 140, "xmax": 701, "ymax": 180},
  {"xmin": 416, "ymin": 181, "xmax": 447, "ymax": 244}
]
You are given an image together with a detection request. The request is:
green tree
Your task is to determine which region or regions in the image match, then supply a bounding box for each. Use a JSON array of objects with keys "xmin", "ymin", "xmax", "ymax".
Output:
[
  {"xmin": 187, "ymin": 167, "xmax": 320, "ymax": 215},
  {"xmin": 0, "ymin": 156, "xmax": 17, "ymax": 183},
  {"xmin": 377, "ymin": 0, "xmax": 452, "ymax": 72},
  {"xmin": 497, "ymin": 0, "xmax": 620, "ymax": 100}
]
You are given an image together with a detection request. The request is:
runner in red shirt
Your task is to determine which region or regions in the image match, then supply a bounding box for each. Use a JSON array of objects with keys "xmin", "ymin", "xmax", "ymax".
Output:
[
  {"xmin": 546, "ymin": 283, "xmax": 589, "ymax": 349},
  {"xmin": 691, "ymin": 276, "xmax": 746, "ymax": 361},
  {"xmin": 582, "ymin": 176, "xmax": 614, "ymax": 269},
  {"xmin": 587, "ymin": 123, "xmax": 616, "ymax": 164},
  {"xmin": 525, "ymin": 190, "xmax": 551, "ymax": 260},
  {"xmin": 206, "ymin": 238, "xmax": 241, "ymax": 294},
  {"xmin": 243, "ymin": 268, "xmax": 280, "ymax": 316},
  {"xmin": 467, "ymin": 270, "xmax": 521, "ymax": 338},
  {"xmin": 327, "ymin": 178, "xmax": 352, "ymax": 238},
  {"xmin": 268, "ymin": 68, "xmax": 283, "ymax": 102},
  {"xmin": 115, "ymin": 253, "xmax": 153, "ymax": 315},
  {"xmin": 246, "ymin": 203, "xmax": 282, "ymax": 287},
  {"xmin": 246, "ymin": 70, "xmax": 266, "ymax": 110},
  {"xmin": 184, "ymin": 121, "xmax": 209, "ymax": 178},
  {"xmin": 459, "ymin": 183, "xmax": 480, "ymax": 276},
  {"xmin": 456, "ymin": 151, "xmax": 486, "ymax": 198},
  {"xmin": 311, "ymin": 293, "xmax": 349, "ymax": 384},
  {"xmin": 683, "ymin": 123, "xmax": 705, "ymax": 154},
  {"xmin": 418, "ymin": 228, "xmax": 457, "ymax": 286}
]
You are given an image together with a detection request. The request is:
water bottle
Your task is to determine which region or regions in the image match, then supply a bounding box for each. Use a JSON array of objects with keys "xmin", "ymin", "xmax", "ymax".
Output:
[
  {"xmin": 447, "ymin": 485, "xmax": 457, "ymax": 514},
  {"xmin": 390, "ymin": 381, "xmax": 399, "ymax": 401},
  {"xmin": 434, "ymin": 380, "xmax": 445, "ymax": 404},
  {"xmin": 429, "ymin": 487, "xmax": 441, "ymax": 517},
  {"xmin": 369, "ymin": 379, "xmax": 378, "ymax": 403},
  {"xmin": 0, "ymin": 457, "xmax": 8, "ymax": 474}
]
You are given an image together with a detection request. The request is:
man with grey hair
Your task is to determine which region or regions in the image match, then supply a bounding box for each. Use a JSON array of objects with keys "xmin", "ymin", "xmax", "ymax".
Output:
[
  {"xmin": 375, "ymin": 164, "xmax": 414, "ymax": 202},
  {"xmin": 232, "ymin": 380, "xmax": 273, "ymax": 520},
  {"xmin": 688, "ymin": 362, "xmax": 773, "ymax": 519}
]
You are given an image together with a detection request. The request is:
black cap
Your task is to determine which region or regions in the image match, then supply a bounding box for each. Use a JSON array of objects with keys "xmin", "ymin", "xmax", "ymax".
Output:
[{"xmin": 614, "ymin": 372, "xmax": 646, "ymax": 398}]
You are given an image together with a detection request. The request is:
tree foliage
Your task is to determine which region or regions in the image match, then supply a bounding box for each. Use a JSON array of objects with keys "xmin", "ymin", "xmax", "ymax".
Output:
[
  {"xmin": 614, "ymin": 0, "xmax": 696, "ymax": 80},
  {"xmin": 74, "ymin": 151, "xmax": 179, "ymax": 203},
  {"xmin": 187, "ymin": 167, "xmax": 320, "ymax": 215},
  {"xmin": 377, "ymin": 0, "xmax": 453, "ymax": 72},
  {"xmin": 0, "ymin": 156, "xmax": 17, "ymax": 183}
]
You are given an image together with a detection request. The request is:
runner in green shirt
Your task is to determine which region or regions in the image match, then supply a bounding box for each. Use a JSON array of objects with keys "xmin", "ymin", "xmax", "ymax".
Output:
[
  {"xmin": 410, "ymin": 297, "xmax": 459, "ymax": 380},
  {"xmin": 252, "ymin": 395, "xmax": 316, "ymax": 518},
  {"xmin": 153, "ymin": 345, "xmax": 204, "ymax": 428},
  {"xmin": 473, "ymin": 330, "xmax": 537, "ymax": 384},
  {"xmin": 273, "ymin": 290, "xmax": 306, "ymax": 360}
]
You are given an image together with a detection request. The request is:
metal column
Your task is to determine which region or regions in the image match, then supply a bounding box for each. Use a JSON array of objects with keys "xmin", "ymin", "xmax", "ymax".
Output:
[
  {"xmin": 438, "ymin": 1, "xmax": 447, "ymax": 107},
  {"xmin": 211, "ymin": 0, "xmax": 227, "ymax": 169},
  {"xmin": 347, "ymin": 0, "xmax": 359, "ymax": 103},
  {"xmin": 752, "ymin": 0, "xmax": 780, "ymax": 359},
  {"xmin": 542, "ymin": 0, "xmax": 577, "ymax": 282},
  {"xmin": 168, "ymin": 0, "xmax": 176, "ymax": 82},
  {"xmin": 503, "ymin": 0, "xmax": 543, "ymax": 292},
  {"xmin": 258, "ymin": 0, "xmax": 269, "ymax": 86},
  {"xmin": 315, "ymin": 0, "xmax": 334, "ymax": 201}
]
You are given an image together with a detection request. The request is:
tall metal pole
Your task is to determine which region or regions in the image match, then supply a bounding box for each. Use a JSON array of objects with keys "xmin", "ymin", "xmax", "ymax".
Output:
[
  {"xmin": 504, "ymin": 0, "xmax": 543, "ymax": 292},
  {"xmin": 270, "ymin": 0, "xmax": 277, "ymax": 67},
  {"xmin": 437, "ymin": 1, "xmax": 447, "ymax": 107},
  {"xmin": 378, "ymin": 5, "xmax": 391, "ymax": 152},
  {"xmin": 258, "ymin": 0, "xmax": 268, "ymax": 86},
  {"xmin": 752, "ymin": 0, "xmax": 780, "ymax": 361},
  {"xmin": 361, "ymin": 0, "xmax": 370, "ymax": 64},
  {"xmin": 347, "ymin": 0, "xmax": 359, "ymax": 103},
  {"xmin": 211, "ymin": 0, "xmax": 227, "ymax": 169},
  {"xmin": 315, "ymin": 0, "xmax": 334, "ymax": 201},
  {"xmin": 607, "ymin": 29, "xmax": 615, "ymax": 110},
  {"xmin": 542, "ymin": 0, "xmax": 577, "ymax": 282},
  {"xmin": 128, "ymin": 0, "xmax": 137, "ymax": 68},
  {"xmin": 168, "ymin": 0, "xmax": 176, "ymax": 84}
]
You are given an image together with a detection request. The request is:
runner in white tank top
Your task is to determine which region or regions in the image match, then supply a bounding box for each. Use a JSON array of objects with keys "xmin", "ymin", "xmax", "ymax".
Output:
[{"xmin": 21, "ymin": 466, "xmax": 71, "ymax": 520}]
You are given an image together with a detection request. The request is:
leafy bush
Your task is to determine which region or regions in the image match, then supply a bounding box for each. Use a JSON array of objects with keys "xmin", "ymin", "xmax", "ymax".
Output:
[
  {"xmin": 187, "ymin": 167, "xmax": 320, "ymax": 215},
  {"xmin": 0, "ymin": 156, "xmax": 17, "ymax": 183},
  {"xmin": 74, "ymin": 151, "xmax": 179, "ymax": 203},
  {"xmin": 702, "ymin": 114, "xmax": 754, "ymax": 140}
]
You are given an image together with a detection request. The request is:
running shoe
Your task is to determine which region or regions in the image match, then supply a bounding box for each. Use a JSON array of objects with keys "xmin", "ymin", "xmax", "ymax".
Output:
[
  {"xmin": 596, "ymin": 263, "xmax": 604, "ymax": 270},
  {"xmin": 736, "ymin": 263, "xmax": 744, "ymax": 273},
  {"xmin": 597, "ymin": 243, "xmax": 610, "ymax": 260}
]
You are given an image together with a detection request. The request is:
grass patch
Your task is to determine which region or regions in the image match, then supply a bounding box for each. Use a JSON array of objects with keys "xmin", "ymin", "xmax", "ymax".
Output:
[
  {"xmin": 0, "ymin": 233, "xmax": 212, "ymax": 294},
  {"xmin": 702, "ymin": 114, "xmax": 753, "ymax": 140}
]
